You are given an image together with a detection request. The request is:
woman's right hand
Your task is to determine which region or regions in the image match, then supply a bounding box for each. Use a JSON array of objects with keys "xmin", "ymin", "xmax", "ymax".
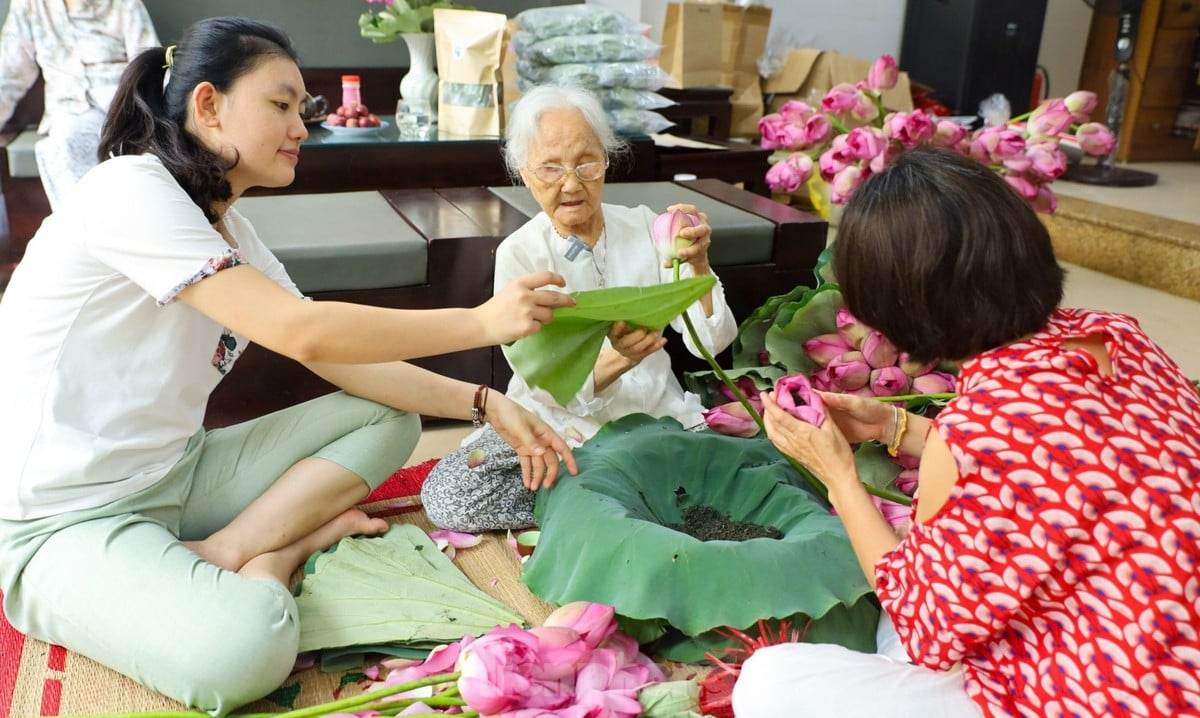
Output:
[
  {"xmin": 480, "ymin": 271, "xmax": 576, "ymax": 345},
  {"xmin": 606, "ymin": 320, "xmax": 666, "ymax": 365},
  {"xmin": 815, "ymin": 390, "xmax": 895, "ymax": 445}
]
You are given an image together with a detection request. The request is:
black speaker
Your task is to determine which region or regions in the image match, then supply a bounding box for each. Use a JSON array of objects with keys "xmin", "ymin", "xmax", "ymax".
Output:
[{"xmin": 900, "ymin": 0, "xmax": 1049, "ymax": 117}]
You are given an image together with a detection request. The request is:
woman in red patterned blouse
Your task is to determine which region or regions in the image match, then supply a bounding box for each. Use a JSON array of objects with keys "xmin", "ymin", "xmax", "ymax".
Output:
[{"xmin": 733, "ymin": 147, "xmax": 1200, "ymax": 718}]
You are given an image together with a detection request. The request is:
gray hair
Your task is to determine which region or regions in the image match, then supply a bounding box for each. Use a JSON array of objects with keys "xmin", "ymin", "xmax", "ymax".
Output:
[{"xmin": 503, "ymin": 84, "xmax": 628, "ymax": 181}]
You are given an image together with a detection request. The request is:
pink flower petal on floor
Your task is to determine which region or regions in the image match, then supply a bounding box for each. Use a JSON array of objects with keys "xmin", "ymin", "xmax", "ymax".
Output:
[
  {"xmin": 429, "ymin": 529, "xmax": 482, "ymax": 549},
  {"xmin": 490, "ymin": 577, "xmax": 500, "ymax": 587}
]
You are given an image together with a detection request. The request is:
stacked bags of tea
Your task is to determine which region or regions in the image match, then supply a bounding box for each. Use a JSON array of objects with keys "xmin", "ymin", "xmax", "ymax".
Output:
[{"xmin": 511, "ymin": 4, "xmax": 675, "ymax": 135}]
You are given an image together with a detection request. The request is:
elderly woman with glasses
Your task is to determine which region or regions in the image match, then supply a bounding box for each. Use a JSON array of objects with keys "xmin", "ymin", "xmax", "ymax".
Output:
[{"xmin": 422, "ymin": 83, "xmax": 737, "ymax": 532}]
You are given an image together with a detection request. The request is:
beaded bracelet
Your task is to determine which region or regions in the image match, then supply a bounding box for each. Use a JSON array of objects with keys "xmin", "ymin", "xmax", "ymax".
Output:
[
  {"xmin": 471, "ymin": 384, "xmax": 490, "ymax": 428},
  {"xmin": 887, "ymin": 404, "xmax": 908, "ymax": 457}
]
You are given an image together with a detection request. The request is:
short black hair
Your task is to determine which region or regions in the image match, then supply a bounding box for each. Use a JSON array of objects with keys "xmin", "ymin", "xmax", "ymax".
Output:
[{"xmin": 832, "ymin": 146, "xmax": 1064, "ymax": 363}]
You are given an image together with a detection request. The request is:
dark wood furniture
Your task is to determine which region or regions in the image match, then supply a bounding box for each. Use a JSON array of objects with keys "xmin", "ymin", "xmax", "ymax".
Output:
[
  {"xmin": 203, "ymin": 180, "xmax": 825, "ymax": 428},
  {"xmin": 659, "ymin": 87, "xmax": 734, "ymax": 139},
  {"xmin": 1077, "ymin": 0, "xmax": 1200, "ymax": 162}
]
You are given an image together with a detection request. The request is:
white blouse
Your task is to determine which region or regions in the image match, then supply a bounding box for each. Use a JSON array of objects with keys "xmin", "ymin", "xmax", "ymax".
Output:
[
  {"xmin": 0, "ymin": 0, "xmax": 159, "ymax": 133},
  {"xmin": 495, "ymin": 202, "xmax": 738, "ymax": 444}
]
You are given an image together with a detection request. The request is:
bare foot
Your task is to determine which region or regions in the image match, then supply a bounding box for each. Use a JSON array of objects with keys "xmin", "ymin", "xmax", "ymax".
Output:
[{"xmin": 238, "ymin": 509, "xmax": 389, "ymax": 585}]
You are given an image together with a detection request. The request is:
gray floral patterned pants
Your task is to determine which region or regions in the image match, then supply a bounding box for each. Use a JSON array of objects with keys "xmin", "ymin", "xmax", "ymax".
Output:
[
  {"xmin": 421, "ymin": 425, "xmax": 536, "ymax": 532},
  {"xmin": 34, "ymin": 108, "xmax": 106, "ymax": 210}
]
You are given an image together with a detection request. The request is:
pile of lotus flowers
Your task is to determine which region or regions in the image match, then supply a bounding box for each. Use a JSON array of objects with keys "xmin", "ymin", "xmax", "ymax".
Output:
[
  {"xmin": 314, "ymin": 601, "xmax": 665, "ymax": 717},
  {"xmin": 760, "ymin": 54, "xmax": 1116, "ymax": 213},
  {"xmin": 804, "ymin": 307, "xmax": 956, "ymax": 398}
]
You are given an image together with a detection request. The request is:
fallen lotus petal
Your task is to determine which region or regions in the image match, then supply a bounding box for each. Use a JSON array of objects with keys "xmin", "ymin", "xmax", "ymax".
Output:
[
  {"xmin": 429, "ymin": 529, "xmax": 483, "ymax": 549},
  {"xmin": 912, "ymin": 370, "xmax": 956, "ymax": 395},
  {"xmin": 467, "ymin": 448, "xmax": 487, "ymax": 469},
  {"xmin": 773, "ymin": 374, "xmax": 826, "ymax": 426}
]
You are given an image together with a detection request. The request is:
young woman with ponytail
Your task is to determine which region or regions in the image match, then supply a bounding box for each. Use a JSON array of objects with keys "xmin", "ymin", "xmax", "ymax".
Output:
[{"xmin": 0, "ymin": 16, "xmax": 575, "ymax": 714}]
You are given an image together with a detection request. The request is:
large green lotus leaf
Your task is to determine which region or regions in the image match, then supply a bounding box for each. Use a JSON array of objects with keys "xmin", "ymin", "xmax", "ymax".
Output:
[
  {"xmin": 522, "ymin": 414, "xmax": 874, "ymax": 646},
  {"xmin": 763, "ymin": 284, "xmax": 843, "ymax": 374},
  {"xmin": 682, "ymin": 365, "xmax": 784, "ymax": 410},
  {"xmin": 506, "ymin": 276, "xmax": 716, "ymax": 406},
  {"xmin": 295, "ymin": 524, "xmax": 523, "ymax": 652},
  {"xmin": 813, "ymin": 242, "xmax": 836, "ymax": 287},
  {"xmin": 730, "ymin": 283, "xmax": 815, "ymax": 368}
]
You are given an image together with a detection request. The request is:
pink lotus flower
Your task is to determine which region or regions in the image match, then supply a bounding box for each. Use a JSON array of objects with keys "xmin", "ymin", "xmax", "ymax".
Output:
[
  {"xmin": 860, "ymin": 330, "xmax": 899, "ymax": 369},
  {"xmin": 867, "ymin": 54, "xmax": 899, "ymax": 91},
  {"xmin": 773, "ymin": 374, "xmax": 826, "ymax": 426},
  {"xmin": 897, "ymin": 352, "xmax": 936, "ymax": 378},
  {"xmin": 930, "ymin": 120, "xmax": 968, "ymax": 148},
  {"xmin": 803, "ymin": 332, "xmax": 854, "ymax": 367},
  {"xmin": 1032, "ymin": 184, "xmax": 1058, "ymax": 214},
  {"xmin": 869, "ymin": 366, "xmax": 911, "ymax": 397},
  {"xmin": 1075, "ymin": 122, "xmax": 1116, "ymax": 156},
  {"xmin": 651, "ymin": 209, "xmax": 700, "ymax": 262},
  {"xmin": 778, "ymin": 99, "xmax": 817, "ymax": 124},
  {"xmin": 765, "ymin": 153, "xmax": 814, "ymax": 193},
  {"xmin": 829, "ymin": 165, "xmax": 865, "ymax": 205},
  {"xmin": 1063, "ymin": 90, "xmax": 1097, "ymax": 122},
  {"xmin": 835, "ymin": 306, "xmax": 869, "ymax": 348},
  {"xmin": 821, "ymin": 83, "xmax": 859, "ymax": 115},
  {"xmin": 542, "ymin": 601, "xmax": 618, "ymax": 649},
  {"xmin": 704, "ymin": 400, "xmax": 762, "ymax": 437},
  {"xmin": 1027, "ymin": 98, "xmax": 1073, "ymax": 138},
  {"xmin": 882, "ymin": 110, "xmax": 936, "ymax": 148},
  {"xmin": 1024, "ymin": 140, "xmax": 1068, "ymax": 182},
  {"xmin": 822, "ymin": 351, "xmax": 871, "ymax": 392}
]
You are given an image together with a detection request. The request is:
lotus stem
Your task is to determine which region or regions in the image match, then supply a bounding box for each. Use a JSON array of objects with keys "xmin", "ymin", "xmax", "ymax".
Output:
[{"xmin": 267, "ymin": 671, "xmax": 464, "ymax": 718}]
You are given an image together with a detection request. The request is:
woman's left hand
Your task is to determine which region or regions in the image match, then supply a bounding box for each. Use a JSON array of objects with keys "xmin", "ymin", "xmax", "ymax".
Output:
[
  {"xmin": 486, "ymin": 392, "xmax": 579, "ymax": 491},
  {"xmin": 664, "ymin": 203, "xmax": 712, "ymax": 273},
  {"xmin": 762, "ymin": 391, "xmax": 860, "ymax": 497}
]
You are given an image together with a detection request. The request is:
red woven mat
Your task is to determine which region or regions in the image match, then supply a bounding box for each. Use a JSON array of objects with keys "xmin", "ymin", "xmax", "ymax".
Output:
[{"xmin": 0, "ymin": 458, "xmax": 439, "ymax": 716}]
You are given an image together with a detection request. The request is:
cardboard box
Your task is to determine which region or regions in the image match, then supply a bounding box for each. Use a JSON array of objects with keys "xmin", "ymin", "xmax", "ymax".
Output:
[{"xmin": 763, "ymin": 49, "xmax": 914, "ymax": 115}]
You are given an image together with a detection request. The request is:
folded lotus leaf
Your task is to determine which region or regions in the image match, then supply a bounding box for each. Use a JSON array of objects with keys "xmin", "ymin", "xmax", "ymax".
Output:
[
  {"xmin": 521, "ymin": 414, "xmax": 877, "ymax": 658},
  {"xmin": 506, "ymin": 276, "xmax": 716, "ymax": 405},
  {"xmin": 296, "ymin": 524, "xmax": 524, "ymax": 652}
]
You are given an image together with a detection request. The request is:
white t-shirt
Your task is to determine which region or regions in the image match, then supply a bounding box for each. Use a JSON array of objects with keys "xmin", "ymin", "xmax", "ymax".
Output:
[
  {"xmin": 495, "ymin": 203, "xmax": 737, "ymax": 443},
  {"xmin": 0, "ymin": 154, "xmax": 300, "ymax": 519}
]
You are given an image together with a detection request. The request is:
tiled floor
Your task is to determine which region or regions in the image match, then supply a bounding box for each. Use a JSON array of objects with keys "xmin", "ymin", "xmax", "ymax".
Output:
[{"xmin": 412, "ymin": 161, "xmax": 1200, "ymax": 463}]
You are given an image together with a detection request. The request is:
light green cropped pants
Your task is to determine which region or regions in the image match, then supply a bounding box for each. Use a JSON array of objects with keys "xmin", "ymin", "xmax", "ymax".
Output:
[{"xmin": 0, "ymin": 392, "xmax": 420, "ymax": 716}]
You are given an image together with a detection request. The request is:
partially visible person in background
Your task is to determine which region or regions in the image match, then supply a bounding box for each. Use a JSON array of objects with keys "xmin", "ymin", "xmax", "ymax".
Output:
[{"xmin": 0, "ymin": 0, "xmax": 159, "ymax": 208}]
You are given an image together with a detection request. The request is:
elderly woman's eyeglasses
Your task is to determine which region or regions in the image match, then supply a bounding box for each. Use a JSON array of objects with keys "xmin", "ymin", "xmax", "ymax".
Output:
[{"xmin": 530, "ymin": 161, "xmax": 608, "ymax": 184}]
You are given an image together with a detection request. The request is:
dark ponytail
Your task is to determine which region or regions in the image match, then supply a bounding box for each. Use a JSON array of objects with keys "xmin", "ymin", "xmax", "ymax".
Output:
[{"xmin": 99, "ymin": 17, "xmax": 299, "ymax": 224}]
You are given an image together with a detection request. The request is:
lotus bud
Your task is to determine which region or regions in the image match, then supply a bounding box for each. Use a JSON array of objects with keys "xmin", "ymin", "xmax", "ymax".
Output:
[
  {"xmin": 931, "ymin": 120, "xmax": 968, "ymax": 148},
  {"xmin": 861, "ymin": 331, "xmax": 899, "ymax": 369},
  {"xmin": 651, "ymin": 209, "xmax": 700, "ymax": 262},
  {"xmin": 718, "ymin": 376, "xmax": 761, "ymax": 403},
  {"xmin": 895, "ymin": 468, "xmax": 919, "ymax": 495},
  {"xmin": 765, "ymin": 153, "xmax": 814, "ymax": 193},
  {"xmin": 703, "ymin": 401, "xmax": 761, "ymax": 438},
  {"xmin": 830, "ymin": 165, "xmax": 864, "ymax": 205},
  {"xmin": 897, "ymin": 352, "xmax": 937, "ymax": 378},
  {"xmin": 773, "ymin": 374, "xmax": 826, "ymax": 426},
  {"xmin": 821, "ymin": 83, "xmax": 859, "ymax": 115},
  {"xmin": 1075, "ymin": 122, "xmax": 1115, "ymax": 156},
  {"xmin": 1032, "ymin": 185, "xmax": 1057, "ymax": 214},
  {"xmin": 912, "ymin": 370, "xmax": 956, "ymax": 394},
  {"xmin": 835, "ymin": 306, "xmax": 869, "ymax": 349},
  {"xmin": 869, "ymin": 366, "xmax": 911, "ymax": 397},
  {"xmin": 825, "ymin": 351, "xmax": 871, "ymax": 391},
  {"xmin": 868, "ymin": 55, "xmax": 899, "ymax": 91},
  {"xmin": 1027, "ymin": 99, "xmax": 1072, "ymax": 139},
  {"xmin": 803, "ymin": 332, "xmax": 854, "ymax": 367},
  {"xmin": 1063, "ymin": 90, "xmax": 1097, "ymax": 122},
  {"xmin": 543, "ymin": 601, "xmax": 618, "ymax": 649},
  {"xmin": 778, "ymin": 99, "xmax": 816, "ymax": 124},
  {"xmin": 466, "ymin": 448, "xmax": 487, "ymax": 469}
]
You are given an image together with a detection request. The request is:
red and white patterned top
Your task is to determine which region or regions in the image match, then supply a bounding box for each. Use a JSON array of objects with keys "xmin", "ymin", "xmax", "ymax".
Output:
[{"xmin": 875, "ymin": 309, "xmax": 1200, "ymax": 718}]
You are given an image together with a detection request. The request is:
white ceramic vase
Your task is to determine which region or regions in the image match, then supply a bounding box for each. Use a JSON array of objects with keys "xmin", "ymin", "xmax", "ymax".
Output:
[{"xmin": 399, "ymin": 32, "xmax": 439, "ymax": 124}]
